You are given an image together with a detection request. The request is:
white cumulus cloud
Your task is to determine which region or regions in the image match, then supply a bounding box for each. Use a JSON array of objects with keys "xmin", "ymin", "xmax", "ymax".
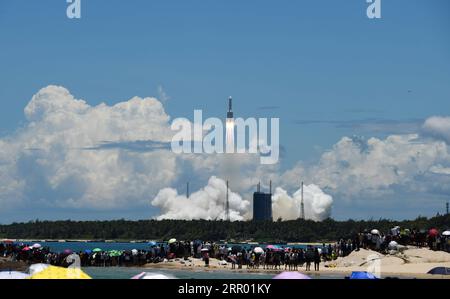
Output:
[{"xmin": 0, "ymin": 85, "xmax": 177, "ymax": 211}]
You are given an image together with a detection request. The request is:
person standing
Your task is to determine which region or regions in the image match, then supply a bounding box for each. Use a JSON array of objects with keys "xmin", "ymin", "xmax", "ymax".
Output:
[
  {"xmin": 314, "ymin": 248, "xmax": 321, "ymax": 271},
  {"xmin": 203, "ymin": 250, "xmax": 209, "ymax": 267}
]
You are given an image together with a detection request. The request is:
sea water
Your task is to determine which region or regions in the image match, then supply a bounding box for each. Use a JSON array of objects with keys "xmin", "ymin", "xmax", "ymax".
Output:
[{"xmin": 24, "ymin": 241, "xmax": 320, "ymax": 253}]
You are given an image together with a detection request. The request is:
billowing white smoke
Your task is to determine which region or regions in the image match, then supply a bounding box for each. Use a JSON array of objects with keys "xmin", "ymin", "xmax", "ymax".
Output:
[
  {"xmin": 152, "ymin": 176, "xmax": 250, "ymax": 221},
  {"xmin": 272, "ymin": 184, "xmax": 333, "ymax": 221}
]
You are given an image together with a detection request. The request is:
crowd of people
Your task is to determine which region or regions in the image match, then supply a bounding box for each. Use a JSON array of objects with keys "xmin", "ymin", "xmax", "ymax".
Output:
[{"xmin": 1, "ymin": 226, "xmax": 448, "ymax": 271}]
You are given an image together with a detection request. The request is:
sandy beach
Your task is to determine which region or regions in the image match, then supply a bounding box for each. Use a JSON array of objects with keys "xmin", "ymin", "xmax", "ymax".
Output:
[{"xmin": 141, "ymin": 247, "xmax": 450, "ymax": 279}]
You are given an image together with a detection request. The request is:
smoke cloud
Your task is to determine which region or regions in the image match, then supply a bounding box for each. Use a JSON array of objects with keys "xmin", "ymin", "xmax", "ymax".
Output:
[
  {"xmin": 152, "ymin": 177, "xmax": 333, "ymax": 222},
  {"xmin": 272, "ymin": 185, "xmax": 333, "ymax": 221},
  {"xmin": 152, "ymin": 176, "xmax": 250, "ymax": 221}
]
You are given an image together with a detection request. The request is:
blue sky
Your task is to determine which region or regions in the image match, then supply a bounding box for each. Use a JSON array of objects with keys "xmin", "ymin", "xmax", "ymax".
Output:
[{"xmin": 0, "ymin": 0, "xmax": 450, "ymax": 222}]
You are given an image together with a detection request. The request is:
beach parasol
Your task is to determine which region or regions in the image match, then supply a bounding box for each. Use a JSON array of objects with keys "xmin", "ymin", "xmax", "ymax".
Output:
[
  {"xmin": 429, "ymin": 228, "xmax": 439, "ymax": 237},
  {"xmin": 442, "ymin": 231, "xmax": 450, "ymax": 236},
  {"xmin": 168, "ymin": 238, "xmax": 177, "ymax": 244},
  {"xmin": 92, "ymin": 248, "xmax": 102, "ymax": 252},
  {"xmin": 370, "ymin": 229, "xmax": 380, "ymax": 235},
  {"xmin": 30, "ymin": 265, "xmax": 91, "ymax": 279},
  {"xmin": 253, "ymin": 247, "xmax": 264, "ymax": 254},
  {"xmin": 273, "ymin": 272, "xmax": 311, "ymax": 280},
  {"xmin": 131, "ymin": 272, "xmax": 175, "ymax": 279},
  {"xmin": 0, "ymin": 271, "xmax": 30, "ymax": 280}
]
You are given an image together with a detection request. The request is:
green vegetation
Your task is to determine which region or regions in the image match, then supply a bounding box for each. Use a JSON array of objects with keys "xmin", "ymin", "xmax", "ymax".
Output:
[{"xmin": 0, "ymin": 214, "xmax": 449, "ymax": 242}]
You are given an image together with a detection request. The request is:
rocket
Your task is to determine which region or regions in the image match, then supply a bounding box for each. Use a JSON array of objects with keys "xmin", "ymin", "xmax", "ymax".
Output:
[{"xmin": 227, "ymin": 96, "xmax": 233, "ymax": 119}]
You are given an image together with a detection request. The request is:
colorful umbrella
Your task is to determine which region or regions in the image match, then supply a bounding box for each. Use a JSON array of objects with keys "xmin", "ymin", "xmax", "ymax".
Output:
[
  {"xmin": 429, "ymin": 228, "xmax": 439, "ymax": 237},
  {"xmin": 92, "ymin": 248, "xmax": 102, "ymax": 252},
  {"xmin": 427, "ymin": 267, "xmax": 450, "ymax": 275},
  {"xmin": 273, "ymin": 272, "xmax": 311, "ymax": 280},
  {"xmin": 30, "ymin": 266, "xmax": 91, "ymax": 279},
  {"xmin": 63, "ymin": 249, "xmax": 73, "ymax": 255},
  {"xmin": 22, "ymin": 246, "xmax": 31, "ymax": 251},
  {"xmin": 108, "ymin": 250, "xmax": 122, "ymax": 257},
  {"xmin": 350, "ymin": 271, "xmax": 378, "ymax": 279}
]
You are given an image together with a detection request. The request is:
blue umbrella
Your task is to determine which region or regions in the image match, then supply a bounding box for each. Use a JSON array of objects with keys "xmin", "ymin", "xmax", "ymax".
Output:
[
  {"xmin": 349, "ymin": 271, "xmax": 378, "ymax": 279},
  {"xmin": 427, "ymin": 267, "xmax": 450, "ymax": 275},
  {"xmin": 84, "ymin": 249, "xmax": 92, "ymax": 254},
  {"xmin": 148, "ymin": 241, "xmax": 157, "ymax": 246}
]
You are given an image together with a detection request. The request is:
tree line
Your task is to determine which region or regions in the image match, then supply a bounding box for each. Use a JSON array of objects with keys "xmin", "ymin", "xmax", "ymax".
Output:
[{"xmin": 0, "ymin": 214, "xmax": 449, "ymax": 242}]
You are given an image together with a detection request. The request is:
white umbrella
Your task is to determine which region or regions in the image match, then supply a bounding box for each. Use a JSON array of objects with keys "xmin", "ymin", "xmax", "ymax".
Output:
[
  {"xmin": 131, "ymin": 249, "xmax": 138, "ymax": 255},
  {"xmin": 32, "ymin": 243, "xmax": 42, "ymax": 249},
  {"xmin": 131, "ymin": 272, "xmax": 175, "ymax": 279},
  {"xmin": 442, "ymin": 231, "xmax": 450, "ymax": 236},
  {"xmin": 0, "ymin": 271, "xmax": 30, "ymax": 279},
  {"xmin": 253, "ymin": 247, "xmax": 264, "ymax": 254},
  {"xmin": 28, "ymin": 263, "xmax": 50, "ymax": 276},
  {"xmin": 168, "ymin": 238, "xmax": 177, "ymax": 244},
  {"xmin": 201, "ymin": 248, "xmax": 209, "ymax": 252},
  {"xmin": 371, "ymin": 229, "xmax": 380, "ymax": 235},
  {"xmin": 388, "ymin": 241, "xmax": 399, "ymax": 250}
]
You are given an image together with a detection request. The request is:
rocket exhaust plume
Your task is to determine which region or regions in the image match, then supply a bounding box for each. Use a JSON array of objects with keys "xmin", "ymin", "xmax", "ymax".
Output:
[{"xmin": 226, "ymin": 96, "xmax": 235, "ymax": 153}]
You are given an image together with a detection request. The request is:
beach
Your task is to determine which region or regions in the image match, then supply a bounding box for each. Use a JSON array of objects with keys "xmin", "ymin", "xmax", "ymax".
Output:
[{"xmin": 139, "ymin": 247, "xmax": 450, "ymax": 279}]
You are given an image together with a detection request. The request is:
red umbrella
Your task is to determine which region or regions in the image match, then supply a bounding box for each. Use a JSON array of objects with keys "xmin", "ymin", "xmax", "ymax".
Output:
[
  {"xmin": 22, "ymin": 246, "xmax": 31, "ymax": 251},
  {"xmin": 429, "ymin": 228, "xmax": 439, "ymax": 237},
  {"xmin": 1, "ymin": 239, "xmax": 14, "ymax": 244}
]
